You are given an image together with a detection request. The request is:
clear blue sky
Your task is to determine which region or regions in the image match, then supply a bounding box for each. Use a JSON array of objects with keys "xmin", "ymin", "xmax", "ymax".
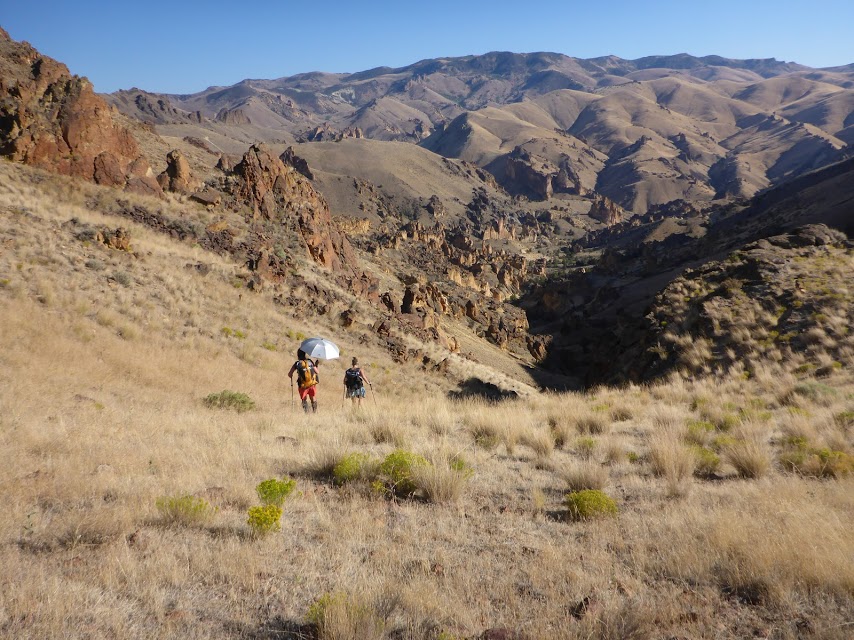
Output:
[{"xmin": 3, "ymin": 1, "xmax": 852, "ymax": 94}]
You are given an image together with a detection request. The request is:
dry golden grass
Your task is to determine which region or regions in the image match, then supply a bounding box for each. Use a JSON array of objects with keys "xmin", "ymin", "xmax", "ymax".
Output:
[
  {"xmin": 563, "ymin": 462, "xmax": 609, "ymax": 492},
  {"xmin": 724, "ymin": 433, "xmax": 773, "ymax": 479},
  {"xmin": 1, "ymin": 163, "xmax": 854, "ymax": 638},
  {"xmin": 648, "ymin": 433, "xmax": 696, "ymax": 498}
]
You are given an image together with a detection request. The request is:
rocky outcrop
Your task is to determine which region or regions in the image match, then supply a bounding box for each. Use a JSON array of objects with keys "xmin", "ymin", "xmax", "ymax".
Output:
[
  {"xmin": 504, "ymin": 148, "xmax": 554, "ymax": 200},
  {"xmin": 215, "ymin": 107, "xmax": 250, "ymax": 125},
  {"xmin": 301, "ymin": 124, "xmax": 364, "ymax": 142},
  {"xmin": 216, "ymin": 153, "xmax": 240, "ymax": 173},
  {"xmin": 157, "ymin": 149, "xmax": 199, "ymax": 194},
  {"xmin": 0, "ymin": 30, "xmax": 161, "ymax": 195},
  {"xmin": 225, "ymin": 143, "xmax": 358, "ymax": 272},
  {"xmin": 280, "ymin": 146, "xmax": 314, "ymax": 180},
  {"xmin": 500, "ymin": 148, "xmax": 589, "ymax": 202},
  {"xmin": 588, "ymin": 195, "xmax": 624, "ymax": 226},
  {"xmin": 426, "ymin": 195, "xmax": 446, "ymax": 218}
]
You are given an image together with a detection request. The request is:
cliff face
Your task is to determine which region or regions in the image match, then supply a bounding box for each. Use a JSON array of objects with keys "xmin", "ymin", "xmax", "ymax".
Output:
[{"xmin": 0, "ymin": 29, "xmax": 160, "ymax": 194}]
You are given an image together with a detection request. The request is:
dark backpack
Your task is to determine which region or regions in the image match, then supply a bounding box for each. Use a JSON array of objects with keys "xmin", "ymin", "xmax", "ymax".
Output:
[
  {"xmin": 344, "ymin": 367, "xmax": 363, "ymax": 390},
  {"xmin": 296, "ymin": 359, "xmax": 318, "ymax": 389}
]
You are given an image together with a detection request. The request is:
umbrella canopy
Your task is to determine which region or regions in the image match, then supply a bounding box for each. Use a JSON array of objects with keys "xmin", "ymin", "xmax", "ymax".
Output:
[{"xmin": 299, "ymin": 337, "xmax": 340, "ymax": 360}]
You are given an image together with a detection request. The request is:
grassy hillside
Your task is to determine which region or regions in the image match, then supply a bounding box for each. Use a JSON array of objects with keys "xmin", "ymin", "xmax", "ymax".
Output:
[{"xmin": 1, "ymin": 162, "xmax": 853, "ymax": 638}]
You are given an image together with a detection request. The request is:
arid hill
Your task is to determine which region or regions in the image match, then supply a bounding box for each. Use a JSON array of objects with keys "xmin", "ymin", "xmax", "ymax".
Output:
[{"xmin": 109, "ymin": 51, "xmax": 854, "ymax": 214}]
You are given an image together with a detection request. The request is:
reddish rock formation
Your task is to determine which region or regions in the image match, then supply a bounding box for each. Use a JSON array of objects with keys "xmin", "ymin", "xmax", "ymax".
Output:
[
  {"xmin": 157, "ymin": 149, "xmax": 198, "ymax": 194},
  {"xmin": 0, "ymin": 29, "xmax": 160, "ymax": 194},
  {"xmin": 227, "ymin": 143, "xmax": 358, "ymax": 272}
]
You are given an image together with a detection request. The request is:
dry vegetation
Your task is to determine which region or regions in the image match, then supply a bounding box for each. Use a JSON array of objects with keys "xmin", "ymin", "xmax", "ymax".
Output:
[{"xmin": 1, "ymin": 161, "xmax": 853, "ymax": 639}]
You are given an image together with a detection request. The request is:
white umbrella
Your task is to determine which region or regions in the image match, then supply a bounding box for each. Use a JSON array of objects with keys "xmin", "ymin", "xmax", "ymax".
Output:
[{"xmin": 299, "ymin": 337, "xmax": 340, "ymax": 360}]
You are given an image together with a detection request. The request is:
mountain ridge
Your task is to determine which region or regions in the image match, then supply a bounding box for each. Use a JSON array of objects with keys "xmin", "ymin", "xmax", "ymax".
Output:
[{"xmin": 107, "ymin": 50, "xmax": 854, "ymax": 214}]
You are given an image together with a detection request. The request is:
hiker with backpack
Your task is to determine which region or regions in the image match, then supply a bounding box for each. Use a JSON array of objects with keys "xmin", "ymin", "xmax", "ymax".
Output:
[
  {"xmin": 288, "ymin": 349, "xmax": 320, "ymax": 413},
  {"xmin": 343, "ymin": 357, "xmax": 371, "ymax": 408}
]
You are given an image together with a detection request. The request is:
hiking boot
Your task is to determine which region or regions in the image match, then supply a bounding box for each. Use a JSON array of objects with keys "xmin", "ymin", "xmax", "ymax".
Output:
[{"xmin": 311, "ymin": 400, "xmax": 318, "ymax": 414}]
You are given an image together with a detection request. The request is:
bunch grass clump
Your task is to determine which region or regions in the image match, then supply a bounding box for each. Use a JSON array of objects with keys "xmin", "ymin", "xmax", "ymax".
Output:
[
  {"xmin": 202, "ymin": 389, "xmax": 255, "ymax": 413},
  {"xmin": 649, "ymin": 436, "xmax": 695, "ymax": 497},
  {"xmin": 565, "ymin": 489, "xmax": 618, "ymax": 521},
  {"xmin": 306, "ymin": 592, "xmax": 385, "ymax": 640},
  {"xmin": 724, "ymin": 438, "xmax": 771, "ymax": 479},
  {"xmin": 564, "ymin": 462, "xmax": 608, "ymax": 492},
  {"xmin": 576, "ymin": 413, "xmax": 610, "ymax": 435},
  {"xmin": 155, "ymin": 495, "xmax": 217, "ymax": 527},
  {"xmin": 411, "ymin": 455, "xmax": 472, "ymax": 505}
]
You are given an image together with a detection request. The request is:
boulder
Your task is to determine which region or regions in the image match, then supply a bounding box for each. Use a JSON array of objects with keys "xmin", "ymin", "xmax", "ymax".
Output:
[{"xmin": 157, "ymin": 149, "xmax": 198, "ymax": 194}]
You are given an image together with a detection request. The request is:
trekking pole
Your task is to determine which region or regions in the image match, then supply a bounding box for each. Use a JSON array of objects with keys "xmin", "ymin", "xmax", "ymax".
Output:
[
  {"xmin": 290, "ymin": 381, "xmax": 294, "ymax": 412},
  {"xmin": 369, "ymin": 382, "xmax": 377, "ymax": 408}
]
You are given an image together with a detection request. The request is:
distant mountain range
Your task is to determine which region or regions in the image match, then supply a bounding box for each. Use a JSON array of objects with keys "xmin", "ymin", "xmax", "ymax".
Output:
[{"xmin": 107, "ymin": 51, "xmax": 854, "ymax": 214}]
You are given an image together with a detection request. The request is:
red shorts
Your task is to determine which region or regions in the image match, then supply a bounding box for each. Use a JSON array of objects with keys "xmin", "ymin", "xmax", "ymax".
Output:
[{"xmin": 298, "ymin": 385, "xmax": 316, "ymax": 401}]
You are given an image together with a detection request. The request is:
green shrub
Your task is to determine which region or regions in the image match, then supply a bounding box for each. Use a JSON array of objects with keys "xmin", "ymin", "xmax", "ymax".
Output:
[
  {"xmin": 685, "ymin": 420, "xmax": 715, "ymax": 446},
  {"xmin": 203, "ymin": 390, "xmax": 255, "ymax": 413},
  {"xmin": 792, "ymin": 381, "xmax": 836, "ymax": 401},
  {"xmin": 449, "ymin": 454, "xmax": 473, "ymax": 476},
  {"xmin": 565, "ymin": 490, "xmax": 618, "ymax": 521},
  {"xmin": 779, "ymin": 442, "xmax": 854, "ymax": 478},
  {"xmin": 711, "ymin": 434, "xmax": 737, "ymax": 451},
  {"xmin": 256, "ymin": 477, "xmax": 296, "ymax": 506},
  {"xmin": 716, "ymin": 413, "xmax": 741, "ymax": 432},
  {"xmin": 376, "ymin": 450, "xmax": 429, "ymax": 497},
  {"xmin": 332, "ymin": 453, "xmax": 377, "ymax": 486},
  {"xmin": 155, "ymin": 495, "xmax": 217, "ymax": 526},
  {"xmin": 691, "ymin": 446, "xmax": 721, "ymax": 477},
  {"xmin": 834, "ymin": 411, "xmax": 854, "ymax": 428},
  {"xmin": 247, "ymin": 504, "xmax": 282, "ymax": 536}
]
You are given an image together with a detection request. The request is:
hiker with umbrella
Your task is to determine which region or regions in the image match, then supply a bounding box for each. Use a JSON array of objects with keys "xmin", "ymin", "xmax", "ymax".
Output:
[{"xmin": 288, "ymin": 337, "xmax": 339, "ymax": 413}]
